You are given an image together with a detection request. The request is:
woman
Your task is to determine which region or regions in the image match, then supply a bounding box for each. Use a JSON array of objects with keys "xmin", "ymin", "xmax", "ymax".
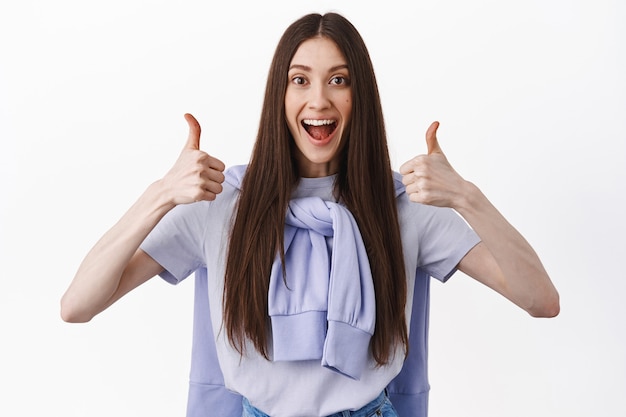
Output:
[{"xmin": 61, "ymin": 12, "xmax": 559, "ymax": 417}]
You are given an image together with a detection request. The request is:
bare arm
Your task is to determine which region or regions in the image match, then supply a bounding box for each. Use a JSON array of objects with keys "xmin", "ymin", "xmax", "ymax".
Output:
[
  {"xmin": 60, "ymin": 114, "xmax": 225, "ymax": 322},
  {"xmin": 454, "ymin": 187, "xmax": 559, "ymax": 317},
  {"xmin": 400, "ymin": 122, "xmax": 559, "ymax": 317},
  {"xmin": 60, "ymin": 188, "xmax": 171, "ymax": 323}
]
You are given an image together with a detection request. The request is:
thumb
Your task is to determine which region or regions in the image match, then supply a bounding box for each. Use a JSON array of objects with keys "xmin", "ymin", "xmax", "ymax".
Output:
[
  {"xmin": 184, "ymin": 113, "xmax": 201, "ymax": 150},
  {"xmin": 425, "ymin": 121, "xmax": 442, "ymax": 155}
]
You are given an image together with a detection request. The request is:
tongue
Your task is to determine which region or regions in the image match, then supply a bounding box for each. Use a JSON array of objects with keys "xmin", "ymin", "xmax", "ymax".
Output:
[{"xmin": 308, "ymin": 125, "xmax": 335, "ymax": 140}]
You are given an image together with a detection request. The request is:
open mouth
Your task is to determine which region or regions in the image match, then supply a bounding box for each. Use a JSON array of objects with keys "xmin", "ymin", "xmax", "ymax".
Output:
[{"xmin": 302, "ymin": 119, "xmax": 337, "ymax": 141}]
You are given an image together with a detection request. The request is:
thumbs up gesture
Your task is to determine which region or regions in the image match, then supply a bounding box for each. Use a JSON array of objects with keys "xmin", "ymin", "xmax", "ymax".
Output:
[
  {"xmin": 399, "ymin": 121, "xmax": 468, "ymax": 208},
  {"xmin": 160, "ymin": 113, "xmax": 226, "ymax": 206}
]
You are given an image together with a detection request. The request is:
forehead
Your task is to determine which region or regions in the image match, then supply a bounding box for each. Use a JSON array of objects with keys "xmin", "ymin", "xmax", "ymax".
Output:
[{"xmin": 289, "ymin": 37, "xmax": 347, "ymax": 68}]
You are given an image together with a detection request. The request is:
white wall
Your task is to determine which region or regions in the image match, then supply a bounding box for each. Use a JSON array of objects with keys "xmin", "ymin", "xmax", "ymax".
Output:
[{"xmin": 1, "ymin": 0, "xmax": 624, "ymax": 416}]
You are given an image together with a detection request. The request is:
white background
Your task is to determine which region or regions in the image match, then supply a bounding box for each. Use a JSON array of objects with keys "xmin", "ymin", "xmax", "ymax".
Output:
[{"xmin": 1, "ymin": 0, "xmax": 625, "ymax": 416}]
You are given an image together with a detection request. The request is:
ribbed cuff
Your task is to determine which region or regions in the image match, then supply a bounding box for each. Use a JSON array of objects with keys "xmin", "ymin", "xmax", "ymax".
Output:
[
  {"xmin": 322, "ymin": 320, "xmax": 372, "ymax": 380},
  {"xmin": 271, "ymin": 311, "xmax": 326, "ymax": 361}
]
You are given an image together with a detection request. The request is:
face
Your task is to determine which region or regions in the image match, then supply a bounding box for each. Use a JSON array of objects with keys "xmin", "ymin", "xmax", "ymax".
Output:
[{"xmin": 285, "ymin": 37, "xmax": 352, "ymax": 178}]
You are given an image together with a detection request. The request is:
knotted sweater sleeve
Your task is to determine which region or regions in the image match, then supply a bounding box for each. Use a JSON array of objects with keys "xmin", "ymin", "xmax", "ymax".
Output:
[{"xmin": 268, "ymin": 197, "xmax": 376, "ymax": 380}]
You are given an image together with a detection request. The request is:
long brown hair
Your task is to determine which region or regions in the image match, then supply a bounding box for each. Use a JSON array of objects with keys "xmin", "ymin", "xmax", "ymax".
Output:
[{"xmin": 223, "ymin": 12, "xmax": 408, "ymax": 366}]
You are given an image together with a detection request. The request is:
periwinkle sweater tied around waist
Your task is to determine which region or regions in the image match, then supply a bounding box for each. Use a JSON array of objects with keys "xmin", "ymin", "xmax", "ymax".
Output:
[
  {"xmin": 228, "ymin": 165, "xmax": 375, "ymax": 380},
  {"xmin": 269, "ymin": 197, "xmax": 375, "ymax": 380}
]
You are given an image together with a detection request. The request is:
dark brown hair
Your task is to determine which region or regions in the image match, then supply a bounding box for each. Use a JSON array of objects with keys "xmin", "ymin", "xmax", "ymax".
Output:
[{"xmin": 223, "ymin": 12, "xmax": 408, "ymax": 365}]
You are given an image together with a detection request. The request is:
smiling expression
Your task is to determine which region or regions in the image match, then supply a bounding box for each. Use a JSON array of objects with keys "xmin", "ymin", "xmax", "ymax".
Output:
[{"xmin": 285, "ymin": 37, "xmax": 352, "ymax": 178}]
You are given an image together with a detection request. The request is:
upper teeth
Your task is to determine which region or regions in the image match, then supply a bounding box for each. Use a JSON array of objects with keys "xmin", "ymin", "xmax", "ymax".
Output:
[{"xmin": 303, "ymin": 119, "xmax": 334, "ymax": 126}]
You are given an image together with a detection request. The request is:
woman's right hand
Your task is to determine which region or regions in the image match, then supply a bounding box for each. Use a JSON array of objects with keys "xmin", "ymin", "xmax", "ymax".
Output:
[
  {"xmin": 158, "ymin": 113, "xmax": 226, "ymax": 207},
  {"xmin": 61, "ymin": 113, "xmax": 225, "ymax": 323}
]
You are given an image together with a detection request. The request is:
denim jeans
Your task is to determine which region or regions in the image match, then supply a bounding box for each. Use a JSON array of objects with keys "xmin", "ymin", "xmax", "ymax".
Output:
[{"xmin": 241, "ymin": 390, "xmax": 399, "ymax": 417}]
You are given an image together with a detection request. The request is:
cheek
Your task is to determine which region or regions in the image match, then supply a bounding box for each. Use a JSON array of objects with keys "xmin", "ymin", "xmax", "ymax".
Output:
[
  {"xmin": 284, "ymin": 97, "xmax": 297, "ymax": 127},
  {"xmin": 284, "ymin": 93, "xmax": 300, "ymax": 120},
  {"xmin": 341, "ymin": 91, "xmax": 352, "ymax": 115},
  {"xmin": 284, "ymin": 114, "xmax": 299, "ymax": 139},
  {"xmin": 342, "ymin": 98, "xmax": 352, "ymax": 122}
]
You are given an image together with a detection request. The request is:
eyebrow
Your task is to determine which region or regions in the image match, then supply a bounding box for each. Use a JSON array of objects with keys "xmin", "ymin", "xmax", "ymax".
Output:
[{"xmin": 288, "ymin": 64, "xmax": 349, "ymax": 72}]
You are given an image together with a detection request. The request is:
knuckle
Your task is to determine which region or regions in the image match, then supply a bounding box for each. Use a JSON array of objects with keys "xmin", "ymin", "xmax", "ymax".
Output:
[
  {"xmin": 190, "ymin": 163, "xmax": 204, "ymax": 176},
  {"xmin": 210, "ymin": 170, "xmax": 225, "ymax": 184},
  {"xmin": 209, "ymin": 182, "xmax": 223, "ymax": 195},
  {"xmin": 414, "ymin": 155, "xmax": 427, "ymax": 164}
]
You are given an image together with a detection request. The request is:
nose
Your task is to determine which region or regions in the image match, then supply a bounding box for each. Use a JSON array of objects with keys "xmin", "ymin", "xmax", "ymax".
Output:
[{"xmin": 307, "ymin": 84, "xmax": 331, "ymax": 110}]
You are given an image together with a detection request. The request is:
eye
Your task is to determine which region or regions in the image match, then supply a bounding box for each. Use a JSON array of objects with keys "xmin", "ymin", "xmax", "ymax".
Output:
[
  {"xmin": 291, "ymin": 76, "xmax": 307, "ymax": 85},
  {"xmin": 330, "ymin": 76, "xmax": 350, "ymax": 86}
]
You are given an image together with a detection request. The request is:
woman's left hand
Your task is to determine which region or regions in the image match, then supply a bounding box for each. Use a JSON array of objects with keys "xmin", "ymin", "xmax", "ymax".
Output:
[
  {"xmin": 399, "ymin": 121, "xmax": 470, "ymax": 209},
  {"xmin": 400, "ymin": 122, "xmax": 560, "ymax": 318}
]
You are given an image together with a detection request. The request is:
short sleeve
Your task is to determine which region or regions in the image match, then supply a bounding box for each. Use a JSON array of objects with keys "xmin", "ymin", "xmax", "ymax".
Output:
[
  {"xmin": 415, "ymin": 206, "xmax": 480, "ymax": 282},
  {"xmin": 140, "ymin": 202, "xmax": 209, "ymax": 285},
  {"xmin": 393, "ymin": 171, "xmax": 480, "ymax": 282}
]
